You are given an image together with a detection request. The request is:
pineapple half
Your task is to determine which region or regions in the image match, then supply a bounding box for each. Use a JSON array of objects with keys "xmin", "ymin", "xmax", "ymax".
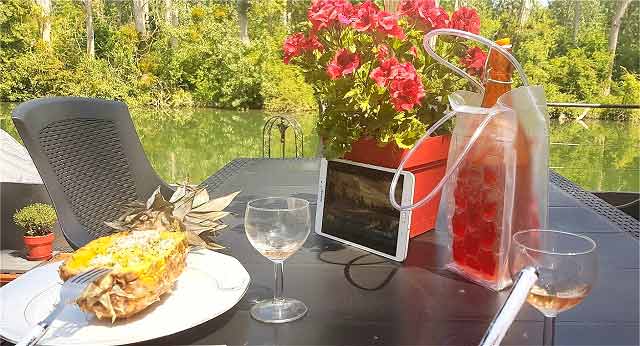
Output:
[
  {"xmin": 59, "ymin": 230, "xmax": 188, "ymax": 322},
  {"xmin": 58, "ymin": 185, "xmax": 239, "ymax": 322}
]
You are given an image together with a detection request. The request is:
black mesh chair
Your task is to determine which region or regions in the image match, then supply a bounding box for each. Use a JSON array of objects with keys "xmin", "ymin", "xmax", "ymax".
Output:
[{"xmin": 12, "ymin": 97, "xmax": 173, "ymax": 249}]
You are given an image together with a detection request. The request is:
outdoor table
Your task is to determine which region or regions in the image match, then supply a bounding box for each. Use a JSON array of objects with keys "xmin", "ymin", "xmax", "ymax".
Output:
[
  {"xmin": 5, "ymin": 159, "xmax": 636, "ymax": 346},
  {"xmin": 131, "ymin": 158, "xmax": 638, "ymax": 346}
]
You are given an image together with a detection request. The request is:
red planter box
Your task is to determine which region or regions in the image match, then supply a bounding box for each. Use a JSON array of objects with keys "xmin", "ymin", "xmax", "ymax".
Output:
[{"xmin": 343, "ymin": 135, "xmax": 451, "ymax": 238}]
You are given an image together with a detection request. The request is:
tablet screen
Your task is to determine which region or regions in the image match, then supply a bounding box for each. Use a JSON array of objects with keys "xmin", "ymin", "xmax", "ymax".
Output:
[{"xmin": 322, "ymin": 160, "xmax": 405, "ymax": 256}]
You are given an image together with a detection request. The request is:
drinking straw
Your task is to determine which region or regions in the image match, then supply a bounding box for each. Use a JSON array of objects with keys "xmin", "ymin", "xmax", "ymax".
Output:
[{"xmin": 479, "ymin": 267, "xmax": 539, "ymax": 346}]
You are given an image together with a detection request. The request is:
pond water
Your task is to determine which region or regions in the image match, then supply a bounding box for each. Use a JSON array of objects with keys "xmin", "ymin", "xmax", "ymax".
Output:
[{"xmin": 1, "ymin": 103, "xmax": 637, "ymax": 192}]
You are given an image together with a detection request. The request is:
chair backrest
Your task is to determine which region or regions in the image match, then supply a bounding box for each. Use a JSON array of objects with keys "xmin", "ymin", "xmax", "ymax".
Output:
[{"xmin": 12, "ymin": 97, "xmax": 172, "ymax": 249}]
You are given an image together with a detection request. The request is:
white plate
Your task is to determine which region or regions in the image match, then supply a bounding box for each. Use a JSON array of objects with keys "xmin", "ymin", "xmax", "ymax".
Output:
[{"xmin": 0, "ymin": 250, "xmax": 250, "ymax": 345}]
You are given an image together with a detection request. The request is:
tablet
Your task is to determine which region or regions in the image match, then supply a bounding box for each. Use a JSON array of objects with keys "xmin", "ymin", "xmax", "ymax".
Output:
[{"xmin": 316, "ymin": 159, "xmax": 414, "ymax": 262}]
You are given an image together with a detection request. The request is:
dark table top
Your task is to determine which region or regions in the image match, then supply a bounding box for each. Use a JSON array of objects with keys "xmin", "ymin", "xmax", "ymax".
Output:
[{"xmin": 141, "ymin": 159, "xmax": 638, "ymax": 346}]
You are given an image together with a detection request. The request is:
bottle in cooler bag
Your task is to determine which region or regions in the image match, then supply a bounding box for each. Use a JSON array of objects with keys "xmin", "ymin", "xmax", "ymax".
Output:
[{"xmin": 449, "ymin": 38, "xmax": 531, "ymax": 288}]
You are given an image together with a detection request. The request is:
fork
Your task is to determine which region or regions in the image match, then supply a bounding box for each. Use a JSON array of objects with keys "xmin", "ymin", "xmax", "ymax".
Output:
[{"xmin": 16, "ymin": 267, "xmax": 112, "ymax": 346}]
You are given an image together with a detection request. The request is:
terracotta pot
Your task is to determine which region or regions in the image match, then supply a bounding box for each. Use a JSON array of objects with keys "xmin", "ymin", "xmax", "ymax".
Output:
[
  {"xmin": 343, "ymin": 135, "xmax": 451, "ymax": 237},
  {"xmin": 23, "ymin": 232, "xmax": 54, "ymax": 261}
]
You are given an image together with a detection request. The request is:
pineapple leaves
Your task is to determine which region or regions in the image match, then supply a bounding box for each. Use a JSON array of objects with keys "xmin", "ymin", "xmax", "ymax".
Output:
[
  {"xmin": 185, "ymin": 231, "xmax": 210, "ymax": 248},
  {"xmin": 169, "ymin": 184, "xmax": 187, "ymax": 203},
  {"xmin": 185, "ymin": 231, "xmax": 225, "ymax": 250},
  {"xmin": 192, "ymin": 188, "xmax": 210, "ymax": 209},
  {"xmin": 105, "ymin": 185, "xmax": 240, "ymax": 251},
  {"xmin": 146, "ymin": 187, "xmax": 171, "ymax": 210},
  {"xmin": 191, "ymin": 191, "xmax": 240, "ymax": 213},
  {"xmin": 104, "ymin": 221, "xmax": 127, "ymax": 231},
  {"xmin": 185, "ymin": 211, "xmax": 229, "ymax": 224}
]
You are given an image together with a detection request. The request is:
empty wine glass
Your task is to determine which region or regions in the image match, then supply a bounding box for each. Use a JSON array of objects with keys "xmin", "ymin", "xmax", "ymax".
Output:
[
  {"xmin": 245, "ymin": 197, "xmax": 311, "ymax": 323},
  {"xmin": 510, "ymin": 230, "xmax": 598, "ymax": 346}
]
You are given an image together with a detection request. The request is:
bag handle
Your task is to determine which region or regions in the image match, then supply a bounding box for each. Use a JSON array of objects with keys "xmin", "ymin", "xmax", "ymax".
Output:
[
  {"xmin": 423, "ymin": 29, "xmax": 530, "ymax": 89},
  {"xmin": 389, "ymin": 107, "xmax": 500, "ymax": 211},
  {"xmin": 389, "ymin": 29, "xmax": 528, "ymax": 211}
]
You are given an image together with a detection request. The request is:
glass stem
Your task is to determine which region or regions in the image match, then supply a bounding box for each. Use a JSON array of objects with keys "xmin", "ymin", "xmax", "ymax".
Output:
[
  {"xmin": 273, "ymin": 261, "xmax": 284, "ymax": 303},
  {"xmin": 542, "ymin": 316, "xmax": 556, "ymax": 346}
]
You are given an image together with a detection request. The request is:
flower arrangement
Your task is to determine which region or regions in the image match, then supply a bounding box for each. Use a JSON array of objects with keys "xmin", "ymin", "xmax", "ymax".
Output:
[
  {"xmin": 283, "ymin": 0, "xmax": 487, "ymax": 158},
  {"xmin": 14, "ymin": 203, "xmax": 58, "ymax": 237}
]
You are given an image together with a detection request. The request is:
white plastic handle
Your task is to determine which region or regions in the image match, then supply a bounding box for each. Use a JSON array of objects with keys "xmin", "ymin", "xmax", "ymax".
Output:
[
  {"xmin": 389, "ymin": 29, "xmax": 529, "ymax": 211},
  {"xmin": 423, "ymin": 29, "xmax": 529, "ymax": 88},
  {"xmin": 389, "ymin": 107, "xmax": 500, "ymax": 211}
]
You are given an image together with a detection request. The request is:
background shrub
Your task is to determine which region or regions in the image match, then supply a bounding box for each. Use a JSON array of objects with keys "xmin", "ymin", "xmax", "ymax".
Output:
[{"xmin": 0, "ymin": 0, "xmax": 637, "ymax": 119}]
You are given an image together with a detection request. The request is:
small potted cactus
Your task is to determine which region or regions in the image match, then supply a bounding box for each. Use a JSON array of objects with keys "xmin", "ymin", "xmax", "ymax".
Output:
[{"xmin": 13, "ymin": 203, "xmax": 58, "ymax": 260}]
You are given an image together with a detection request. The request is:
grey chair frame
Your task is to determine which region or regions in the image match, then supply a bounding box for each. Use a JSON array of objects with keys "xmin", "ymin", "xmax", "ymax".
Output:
[{"xmin": 12, "ymin": 97, "xmax": 173, "ymax": 249}]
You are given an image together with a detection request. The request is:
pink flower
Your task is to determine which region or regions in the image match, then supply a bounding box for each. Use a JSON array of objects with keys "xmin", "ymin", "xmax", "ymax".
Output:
[
  {"xmin": 336, "ymin": 1, "xmax": 355, "ymax": 24},
  {"xmin": 389, "ymin": 62, "xmax": 425, "ymax": 111},
  {"xmin": 283, "ymin": 33, "xmax": 307, "ymax": 64},
  {"xmin": 397, "ymin": 0, "xmax": 419, "ymax": 17},
  {"xmin": 370, "ymin": 58, "xmax": 426, "ymax": 111},
  {"xmin": 451, "ymin": 7, "xmax": 480, "ymax": 34},
  {"xmin": 416, "ymin": 0, "xmax": 437, "ymax": 20},
  {"xmin": 306, "ymin": 34, "xmax": 325, "ymax": 52},
  {"xmin": 377, "ymin": 44, "xmax": 390, "ymax": 61},
  {"xmin": 327, "ymin": 48, "xmax": 361, "ymax": 80},
  {"xmin": 461, "ymin": 46, "xmax": 487, "ymax": 77},
  {"xmin": 370, "ymin": 57, "xmax": 399, "ymax": 87},
  {"xmin": 352, "ymin": 0, "xmax": 380, "ymax": 32},
  {"xmin": 377, "ymin": 11, "xmax": 406, "ymax": 40},
  {"xmin": 308, "ymin": 1, "xmax": 334, "ymax": 31},
  {"xmin": 421, "ymin": 6, "xmax": 449, "ymax": 30},
  {"xmin": 390, "ymin": 77, "xmax": 425, "ymax": 111},
  {"xmin": 308, "ymin": 0, "xmax": 354, "ymax": 31},
  {"xmin": 283, "ymin": 33, "xmax": 323, "ymax": 64},
  {"xmin": 409, "ymin": 46, "xmax": 419, "ymax": 57},
  {"xmin": 392, "ymin": 61, "xmax": 418, "ymax": 80}
]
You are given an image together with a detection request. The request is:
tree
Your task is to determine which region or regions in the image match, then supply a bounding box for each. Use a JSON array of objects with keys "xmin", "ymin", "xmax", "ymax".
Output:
[
  {"xmin": 85, "ymin": 0, "xmax": 95, "ymax": 58},
  {"xmin": 519, "ymin": 0, "xmax": 532, "ymax": 28},
  {"xmin": 614, "ymin": 1, "xmax": 639, "ymax": 76},
  {"xmin": 238, "ymin": 0, "xmax": 250, "ymax": 44},
  {"xmin": 572, "ymin": 0, "xmax": 580, "ymax": 44},
  {"xmin": 604, "ymin": 0, "xmax": 632, "ymax": 95},
  {"xmin": 283, "ymin": 0, "xmax": 291, "ymax": 26},
  {"xmin": 133, "ymin": 0, "xmax": 148, "ymax": 36},
  {"xmin": 164, "ymin": 0, "xmax": 178, "ymax": 47},
  {"xmin": 383, "ymin": 0, "xmax": 401, "ymax": 13},
  {"xmin": 35, "ymin": 0, "xmax": 52, "ymax": 44},
  {"xmin": 163, "ymin": 0, "xmax": 171, "ymax": 24}
]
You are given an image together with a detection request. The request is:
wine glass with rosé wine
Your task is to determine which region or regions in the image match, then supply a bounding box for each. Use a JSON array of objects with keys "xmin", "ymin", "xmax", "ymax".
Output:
[{"xmin": 510, "ymin": 230, "xmax": 598, "ymax": 346}]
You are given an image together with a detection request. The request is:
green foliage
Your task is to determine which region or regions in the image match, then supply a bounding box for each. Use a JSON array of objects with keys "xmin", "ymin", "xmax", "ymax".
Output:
[
  {"xmin": 176, "ymin": 4, "xmax": 262, "ymax": 108},
  {"xmin": 13, "ymin": 203, "xmax": 58, "ymax": 236},
  {"xmin": 0, "ymin": 0, "xmax": 39, "ymax": 99},
  {"xmin": 615, "ymin": 1, "xmax": 639, "ymax": 78},
  {"xmin": 250, "ymin": 0, "xmax": 316, "ymax": 112},
  {"xmin": 0, "ymin": 0, "xmax": 302, "ymax": 109},
  {"xmin": 0, "ymin": 0, "xmax": 637, "ymax": 122},
  {"xmin": 0, "ymin": 0, "xmax": 39, "ymax": 55},
  {"xmin": 1, "ymin": 44, "xmax": 66, "ymax": 101},
  {"xmin": 262, "ymin": 60, "xmax": 317, "ymax": 112},
  {"xmin": 596, "ymin": 70, "xmax": 640, "ymax": 121}
]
